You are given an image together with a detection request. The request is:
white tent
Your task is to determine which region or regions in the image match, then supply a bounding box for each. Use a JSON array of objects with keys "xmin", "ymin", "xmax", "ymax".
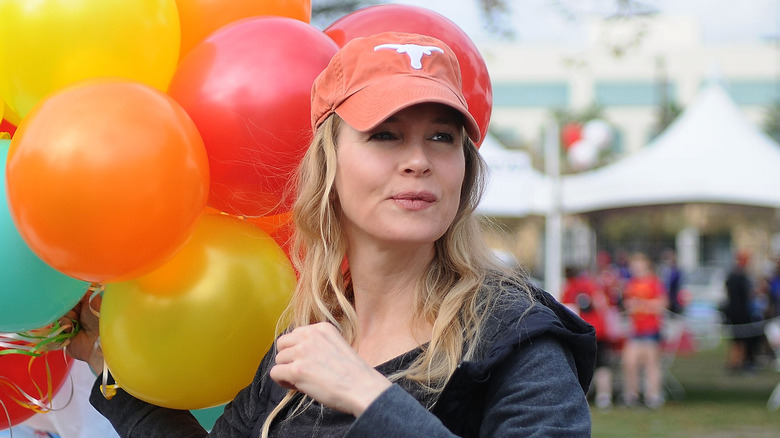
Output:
[
  {"xmin": 477, "ymin": 134, "xmax": 552, "ymax": 217},
  {"xmin": 561, "ymin": 82, "xmax": 780, "ymax": 213}
]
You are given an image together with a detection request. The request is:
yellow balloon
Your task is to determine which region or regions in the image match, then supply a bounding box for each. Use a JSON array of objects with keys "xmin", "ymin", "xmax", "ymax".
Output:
[
  {"xmin": 0, "ymin": 0, "xmax": 180, "ymax": 117},
  {"xmin": 100, "ymin": 213, "xmax": 296, "ymax": 409}
]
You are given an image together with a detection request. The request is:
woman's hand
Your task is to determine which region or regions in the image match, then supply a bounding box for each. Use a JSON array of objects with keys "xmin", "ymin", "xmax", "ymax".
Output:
[
  {"xmin": 60, "ymin": 292, "xmax": 103, "ymax": 374},
  {"xmin": 269, "ymin": 322, "xmax": 392, "ymax": 417}
]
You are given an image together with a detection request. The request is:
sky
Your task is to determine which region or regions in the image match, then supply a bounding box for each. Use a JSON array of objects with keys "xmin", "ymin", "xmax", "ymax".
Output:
[{"xmin": 391, "ymin": 0, "xmax": 779, "ymax": 46}]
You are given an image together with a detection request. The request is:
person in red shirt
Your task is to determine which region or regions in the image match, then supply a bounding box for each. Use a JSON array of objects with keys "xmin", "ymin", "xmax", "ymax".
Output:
[
  {"xmin": 621, "ymin": 252, "xmax": 668, "ymax": 408},
  {"xmin": 562, "ymin": 266, "xmax": 614, "ymax": 409}
]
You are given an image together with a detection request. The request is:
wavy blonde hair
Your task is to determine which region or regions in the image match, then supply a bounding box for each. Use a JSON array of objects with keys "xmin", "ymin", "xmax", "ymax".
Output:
[{"xmin": 261, "ymin": 114, "xmax": 526, "ymax": 436}]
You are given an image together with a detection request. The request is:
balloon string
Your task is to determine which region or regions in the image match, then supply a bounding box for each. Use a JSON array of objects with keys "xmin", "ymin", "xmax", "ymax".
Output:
[
  {"xmin": 87, "ymin": 282, "xmax": 104, "ymax": 318},
  {"xmin": 101, "ymin": 357, "xmax": 118, "ymax": 400},
  {"xmin": 85, "ymin": 283, "xmax": 118, "ymax": 399},
  {"xmin": 0, "ymin": 319, "xmax": 78, "ymax": 357},
  {"xmin": 0, "ymin": 398, "xmax": 15, "ymax": 438},
  {"xmin": 0, "ymin": 350, "xmax": 74, "ymax": 415}
]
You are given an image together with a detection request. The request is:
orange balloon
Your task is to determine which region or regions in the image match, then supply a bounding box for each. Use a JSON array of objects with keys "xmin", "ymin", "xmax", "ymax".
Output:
[
  {"xmin": 6, "ymin": 79, "xmax": 209, "ymax": 282},
  {"xmin": 176, "ymin": 0, "xmax": 311, "ymax": 60}
]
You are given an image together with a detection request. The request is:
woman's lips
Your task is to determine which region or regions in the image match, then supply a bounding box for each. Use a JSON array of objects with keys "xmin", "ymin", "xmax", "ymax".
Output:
[{"xmin": 392, "ymin": 191, "xmax": 436, "ymax": 210}]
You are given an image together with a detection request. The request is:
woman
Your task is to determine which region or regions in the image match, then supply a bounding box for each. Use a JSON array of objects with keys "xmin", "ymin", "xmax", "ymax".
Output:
[
  {"xmin": 65, "ymin": 32, "xmax": 595, "ymax": 437},
  {"xmin": 620, "ymin": 252, "xmax": 667, "ymax": 409}
]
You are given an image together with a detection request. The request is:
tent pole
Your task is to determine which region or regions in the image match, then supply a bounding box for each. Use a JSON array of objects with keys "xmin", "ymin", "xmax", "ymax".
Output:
[{"xmin": 544, "ymin": 120, "xmax": 563, "ymax": 299}]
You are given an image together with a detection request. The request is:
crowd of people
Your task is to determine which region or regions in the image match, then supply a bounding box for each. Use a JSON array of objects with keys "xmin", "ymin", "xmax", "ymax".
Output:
[
  {"xmin": 562, "ymin": 250, "xmax": 671, "ymax": 411},
  {"xmin": 722, "ymin": 252, "xmax": 780, "ymax": 373},
  {"xmin": 562, "ymin": 247, "xmax": 780, "ymax": 412}
]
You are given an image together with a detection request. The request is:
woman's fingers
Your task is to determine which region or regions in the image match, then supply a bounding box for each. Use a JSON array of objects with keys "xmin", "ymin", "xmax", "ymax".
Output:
[{"xmin": 269, "ymin": 323, "xmax": 391, "ymax": 416}]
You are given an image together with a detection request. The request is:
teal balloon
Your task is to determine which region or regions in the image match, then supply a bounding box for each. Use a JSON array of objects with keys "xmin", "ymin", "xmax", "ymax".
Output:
[
  {"xmin": 1, "ymin": 139, "xmax": 89, "ymax": 332},
  {"xmin": 191, "ymin": 404, "xmax": 225, "ymax": 431}
]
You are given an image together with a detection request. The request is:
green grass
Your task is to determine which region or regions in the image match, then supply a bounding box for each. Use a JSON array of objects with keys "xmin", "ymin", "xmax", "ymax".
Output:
[{"xmin": 591, "ymin": 343, "xmax": 780, "ymax": 437}]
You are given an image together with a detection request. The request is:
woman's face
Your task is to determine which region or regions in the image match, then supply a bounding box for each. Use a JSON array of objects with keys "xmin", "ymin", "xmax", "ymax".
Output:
[{"xmin": 334, "ymin": 103, "xmax": 466, "ymax": 250}]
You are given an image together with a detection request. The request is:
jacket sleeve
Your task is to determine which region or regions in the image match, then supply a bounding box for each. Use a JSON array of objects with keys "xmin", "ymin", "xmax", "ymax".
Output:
[
  {"xmin": 90, "ymin": 350, "xmax": 276, "ymax": 437},
  {"xmin": 479, "ymin": 335, "xmax": 591, "ymax": 437},
  {"xmin": 346, "ymin": 335, "xmax": 590, "ymax": 437},
  {"xmin": 345, "ymin": 384, "xmax": 457, "ymax": 438}
]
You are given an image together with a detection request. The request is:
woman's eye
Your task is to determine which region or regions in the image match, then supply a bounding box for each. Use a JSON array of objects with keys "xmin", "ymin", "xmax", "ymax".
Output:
[
  {"xmin": 368, "ymin": 131, "xmax": 397, "ymax": 141},
  {"xmin": 431, "ymin": 132, "xmax": 455, "ymax": 143}
]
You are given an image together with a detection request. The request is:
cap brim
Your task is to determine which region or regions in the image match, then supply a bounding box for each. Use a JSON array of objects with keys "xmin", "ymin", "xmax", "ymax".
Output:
[{"xmin": 334, "ymin": 75, "xmax": 481, "ymax": 144}]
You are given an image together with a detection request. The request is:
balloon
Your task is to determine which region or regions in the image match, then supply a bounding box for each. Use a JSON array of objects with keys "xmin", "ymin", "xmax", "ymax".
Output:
[
  {"xmin": 100, "ymin": 213, "xmax": 296, "ymax": 409},
  {"xmin": 6, "ymin": 79, "xmax": 209, "ymax": 283},
  {"xmin": 0, "ymin": 0, "xmax": 180, "ymax": 118},
  {"xmin": 176, "ymin": 0, "xmax": 311, "ymax": 61},
  {"xmin": 0, "ymin": 119, "xmax": 16, "ymax": 138},
  {"xmin": 324, "ymin": 4, "xmax": 492, "ymax": 147},
  {"xmin": 2, "ymin": 102, "xmax": 21, "ymax": 126},
  {"xmin": 561, "ymin": 122, "xmax": 583, "ymax": 150},
  {"xmin": 1, "ymin": 104, "xmax": 20, "ymax": 137},
  {"xmin": 168, "ymin": 17, "xmax": 338, "ymax": 217},
  {"xmin": 0, "ymin": 349, "xmax": 73, "ymax": 430},
  {"xmin": 567, "ymin": 138, "xmax": 600, "ymax": 171},
  {"xmin": 192, "ymin": 403, "xmax": 226, "ymax": 431},
  {"xmin": 582, "ymin": 119, "xmax": 613, "ymax": 151},
  {"xmin": 244, "ymin": 212, "xmax": 293, "ymax": 257},
  {"xmin": 0, "ymin": 141, "xmax": 89, "ymax": 332}
]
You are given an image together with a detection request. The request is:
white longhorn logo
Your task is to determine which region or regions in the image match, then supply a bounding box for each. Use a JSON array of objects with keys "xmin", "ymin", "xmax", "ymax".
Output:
[{"xmin": 374, "ymin": 43, "xmax": 444, "ymax": 70}]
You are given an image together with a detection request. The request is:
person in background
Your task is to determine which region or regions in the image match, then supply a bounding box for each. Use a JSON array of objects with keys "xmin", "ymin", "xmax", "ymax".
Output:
[
  {"xmin": 621, "ymin": 252, "xmax": 668, "ymax": 409},
  {"xmin": 615, "ymin": 249, "xmax": 632, "ymax": 283},
  {"xmin": 562, "ymin": 266, "xmax": 615, "ymax": 410},
  {"xmin": 723, "ymin": 251, "xmax": 755, "ymax": 372},
  {"xmin": 659, "ymin": 249, "xmax": 684, "ymax": 316},
  {"xmin": 62, "ymin": 32, "xmax": 595, "ymax": 437},
  {"xmin": 768, "ymin": 259, "xmax": 780, "ymax": 319}
]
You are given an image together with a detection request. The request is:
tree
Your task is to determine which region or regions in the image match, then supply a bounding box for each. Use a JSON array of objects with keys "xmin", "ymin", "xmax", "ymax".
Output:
[
  {"xmin": 763, "ymin": 101, "xmax": 780, "ymax": 144},
  {"xmin": 310, "ymin": 0, "xmax": 514, "ymax": 37}
]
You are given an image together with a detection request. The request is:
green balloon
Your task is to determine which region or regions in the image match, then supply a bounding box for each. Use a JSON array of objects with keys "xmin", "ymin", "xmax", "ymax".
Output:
[{"xmin": 1, "ymin": 139, "xmax": 89, "ymax": 332}]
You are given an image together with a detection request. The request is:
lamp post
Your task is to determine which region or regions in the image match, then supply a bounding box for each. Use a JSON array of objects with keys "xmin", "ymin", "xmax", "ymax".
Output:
[{"xmin": 544, "ymin": 120, "xmax": 563, "ymax": 298}]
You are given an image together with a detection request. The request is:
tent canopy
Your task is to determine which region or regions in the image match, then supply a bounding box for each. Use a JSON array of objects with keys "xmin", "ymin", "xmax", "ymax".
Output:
[
  {"xmin": 478, "ymin": 134, "xmax": 552, "ymax": 217},
  {"xmin": 561, "ymin": 82, "xmax": 780, "ymax": 213}
]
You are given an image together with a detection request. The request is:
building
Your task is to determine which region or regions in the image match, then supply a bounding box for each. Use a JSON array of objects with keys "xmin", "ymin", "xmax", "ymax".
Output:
[
  {"xmin": 483, "ymin": 15, "xmax": 777, "ymax": 157},
  {"xmin": 478, "ymin": 15, "xmax": 780, "ymax": 284}
]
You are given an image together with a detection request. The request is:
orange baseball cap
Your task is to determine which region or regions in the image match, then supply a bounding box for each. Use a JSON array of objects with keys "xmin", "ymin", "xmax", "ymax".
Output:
[{"xmin": 311, "ymin": 32, "xmax": 481, "ymax": 144}]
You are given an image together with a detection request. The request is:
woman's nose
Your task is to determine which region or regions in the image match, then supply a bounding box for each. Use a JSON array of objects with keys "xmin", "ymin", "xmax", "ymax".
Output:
[{"xmin": 401, "ymin": 142, "xmax": 432, "ymax": 175}]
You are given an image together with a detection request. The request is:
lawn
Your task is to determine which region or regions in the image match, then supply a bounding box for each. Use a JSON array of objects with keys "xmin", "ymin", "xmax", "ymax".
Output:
[{"xmin": 591, "ymin": 341, "xmax": 780, "ymax": 437}]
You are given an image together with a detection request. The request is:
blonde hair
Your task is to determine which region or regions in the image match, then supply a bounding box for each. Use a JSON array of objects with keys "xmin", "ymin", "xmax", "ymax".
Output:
[{"xmin": 261, "ymin": 114, "xmax": 528, "ymax": 436}]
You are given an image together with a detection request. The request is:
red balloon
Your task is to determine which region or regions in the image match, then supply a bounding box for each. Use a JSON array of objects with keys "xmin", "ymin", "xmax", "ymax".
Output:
[
  {"xmin": 561, "ymin": 122, "xmax": 583, "ymax": 149},
  {"xmin": 0, "ymin": 118, "xmax": 16, "ymax": 138},
  {"xmin": 325, "ymin": 4, "xmax": 492, "ymax": 147},
  {"xmin": 168, "ymin": 17, "xmax": 339, "ymax": 217},
  {"xmin": 0, "ymin": 349, "xmax": 73, "ymax": 429}
]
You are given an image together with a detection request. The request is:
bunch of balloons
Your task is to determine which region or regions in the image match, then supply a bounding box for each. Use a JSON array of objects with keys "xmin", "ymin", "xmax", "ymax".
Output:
[
  {"xmin": 562, "ymin": 119, "xmax": 614, "ymax": 171},
  {"xmin": 0, "ymin": 0, "xmax": 493, "ymax": 417}
]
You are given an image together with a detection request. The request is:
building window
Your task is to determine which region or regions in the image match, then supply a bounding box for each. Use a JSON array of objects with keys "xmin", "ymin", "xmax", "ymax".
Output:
[
  {"xmin": 726, "ymin": 80, "xmax": 780, "ymax": 106},
  {"xmin": 595, "ymin": 81, "xmax": 676, "ymax": 106},
  {"xmin": 492, "ymin": 82, "xmax": 569, "ymax": 107}
]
